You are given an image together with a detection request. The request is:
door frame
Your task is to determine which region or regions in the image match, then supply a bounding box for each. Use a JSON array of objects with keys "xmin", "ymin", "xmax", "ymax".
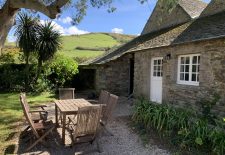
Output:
[{"xmin": 150, "ymin": 57, "xmax": 163, "ymax": 103}]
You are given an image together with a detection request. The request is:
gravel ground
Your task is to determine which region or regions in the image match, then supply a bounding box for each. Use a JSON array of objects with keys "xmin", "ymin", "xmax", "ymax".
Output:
[{"xmin": 12, "ymin": 97, "xmax": 171, "ymax": 155}]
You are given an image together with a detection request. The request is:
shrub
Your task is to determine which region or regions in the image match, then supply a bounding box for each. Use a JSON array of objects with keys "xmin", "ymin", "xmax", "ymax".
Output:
[
  {"xmin": 132, "ymin": 98, "xmax": 225, "ymax": 154},
  {"xmin": 43, "ymin": 54, "xmax": 79, "ymax": 88},
  {"xmin": 0, "ymin": 63, "xmax": 36, "ymax": 91}
]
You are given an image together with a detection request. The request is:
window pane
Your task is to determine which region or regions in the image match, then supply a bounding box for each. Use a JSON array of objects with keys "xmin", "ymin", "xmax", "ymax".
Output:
[
  {"xmin": 161, "ymin": 72, "xmax": 163, "ymax": 77},
  {"xmin": 193, "ymin": 56, "xmax": 197, "ymax": 64},
  {"xmin": 185, "ymin": 73, "xmax": 189, "ymax": 81},
  {"xmin": 192, "ymin": 65, "xmax": 196, "ymax": 72},
  {"xmin": 180, "ymin": 65, "xmax": 184, "ymax": 72},
  {"xmin": 157, "ymin": 72, "xmax": 161, "ymax": 77},
  {"xmin": 180, "ymin": 73, "xmax": 184, "ymax": 80},
  {"xmin": 158, "ymin": 66, "xmax": 161, "ymax": 72},
  {"xmin": 185, "ymin": 65, "xmax": 189, "ymax": 72},
  {"xmin": 185, "ymin": 57, "xmax": 190, "ymax": 64},
  {"xmin": 192, "ymin": 74, "xmax": 196, "ymax": 81},
  {"xmin": 154, "ymin": 66, "xmax": 157, "ymax": 71},
  {"xmin": 154, "ymin": 60, "xmax": 157, "ymax": 65},
  {"xmin": 197, "ymin": 65, "xmax": 200, "ymax": 72},
  {"xmin": 158, "ymin": 60, "xmax": 161, "ymax": 65},
  {"xmin": 181, "ymin": 57, "xmax": 185, "ymax": 64},
  {"xmin": 153, "ymin": 72, "xmax": 157, "ymax": 76}
]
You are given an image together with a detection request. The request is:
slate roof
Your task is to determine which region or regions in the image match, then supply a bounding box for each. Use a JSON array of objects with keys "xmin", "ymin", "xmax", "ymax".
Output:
[
  {"xmin": 179, "ymin": 0, "xmax": 207, "ymax": 18},
  {"xmin": 141, "ymin": 0, "xmax": 207, "ymax": 35},
  {"xmin": 129, "ymin": 11, "xmax": 225, "ymax": 52},
  {"xmin": 200, "ymin": 0, "xmax": 225, "ymax": 17},
  {"xmin": 84, "ymin": 7, "xmax": 225, "ymax": 65}
]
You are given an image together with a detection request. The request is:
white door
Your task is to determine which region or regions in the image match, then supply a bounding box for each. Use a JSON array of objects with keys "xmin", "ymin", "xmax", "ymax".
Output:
[{"xmin": 150, "ymin": 57, "xmax": 163, "ymax": 103}]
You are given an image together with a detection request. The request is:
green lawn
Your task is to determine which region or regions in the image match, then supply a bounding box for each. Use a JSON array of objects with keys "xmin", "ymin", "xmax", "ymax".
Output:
[
  {"xmin": 59, "ymin": 33, "xmax": 120, "ymax": 60},
  {"xmin": 0, "ymin": 92, "xmax": 56, "ymax": 152}
]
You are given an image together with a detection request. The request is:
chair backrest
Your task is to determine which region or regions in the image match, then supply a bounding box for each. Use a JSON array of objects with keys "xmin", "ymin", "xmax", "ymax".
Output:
[
  {"xmin": 20, "ymin": 93, "xmax": 40, "ymax": 138},
  {"xmin": 98, "ymin": 90, "xmax": 110, "ymax": 105},
  {"xmin": 59, "ymin": 88, "xmax": 75, "ymax": 99},
  {"xmin": 74, "ymin": 105, "xmax": 102, "ymax": 138},
  {"xmin": 102, "ymin": 94, "xmax": 119, "ymax": 124}
]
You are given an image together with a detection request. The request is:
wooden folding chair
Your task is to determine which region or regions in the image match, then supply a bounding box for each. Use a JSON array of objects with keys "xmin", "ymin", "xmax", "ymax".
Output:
[
  {"xmin": 58, "ymin": 88, "xmax": 75, "ymax": 125},
  {"xmin": 20, "ymin": 94, "xmax": 55, "ymax": 151},
  {"xmin": 68, "ymin": 105, "xmax": 103, "ymax": 153},
  {"xmin": 58, "ymin": 88, "xmax": 75, "ymax": 99},
  {"xmin": 20, "ymin": 93, "xmax": 48, "ymax": 132},
  {"xmin": 100, "ymin": 94, "xmax": 119, "ymax": 136},
  {"xmin": 87, "ymin": 90, "xmax": 110, "ymax": 105}
]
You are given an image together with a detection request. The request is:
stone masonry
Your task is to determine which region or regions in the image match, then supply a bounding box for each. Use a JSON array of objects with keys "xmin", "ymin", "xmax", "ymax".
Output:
[
  {"xmin": 134, "ymin": 38, "xmax": 225, "ymax": 116},
  {"xmin": 95, "ymin": 54, "xmax": 132, "ymax": 96}
]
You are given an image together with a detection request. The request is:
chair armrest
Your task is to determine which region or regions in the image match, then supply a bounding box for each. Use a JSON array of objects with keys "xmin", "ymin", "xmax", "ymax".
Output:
[
  {"xmin": 30, "ymin": 105, "xmax": 47, "ymax": 108},
  {"xmin": 30, "ymin": 105, "xmax": 47, "ymax": 110},
  {"xmin": 29, "ymin": 110, "xmax": 48, "ymax": 113},
  {"xmin": 86, "ymin": 100, "xmax": 98, "ymax": 104}
]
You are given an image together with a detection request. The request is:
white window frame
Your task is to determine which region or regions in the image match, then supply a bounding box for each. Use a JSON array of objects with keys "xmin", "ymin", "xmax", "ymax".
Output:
[{"xmin": 177, "ymin": 54, "xmax": 200, "ymax": 86}]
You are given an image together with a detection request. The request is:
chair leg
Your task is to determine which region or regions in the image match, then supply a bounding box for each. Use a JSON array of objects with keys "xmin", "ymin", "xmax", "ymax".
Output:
[
  {"xmin": 96, "ymin": 138, "xmax": 103, "ymax": 153},
  {"xmin": 26, "ymin": 126, "xmax": 54, "ymax": 151},
  {"xmin": 103, "ymin": 125, "xmax": 114, "ymax": 136}
]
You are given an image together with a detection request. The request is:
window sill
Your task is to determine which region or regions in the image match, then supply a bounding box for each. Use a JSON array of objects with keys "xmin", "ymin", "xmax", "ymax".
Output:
[{"xmin": 177, "ymin": 81, "xmax": 199, "ymax": 86}]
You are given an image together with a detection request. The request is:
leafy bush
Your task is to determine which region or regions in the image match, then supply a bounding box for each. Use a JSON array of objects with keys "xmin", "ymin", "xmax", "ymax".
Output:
[
  {"xmin": 0, "ymin": 53, "xmax": 15, "ymax": 63},
  {"xmin": 43, "ymin": 54, "xmax": 79, "ymax": 88},
  {"xmin": 0, "ymin": 64, "xmax": 36, "ymax": 91},
  {"xmin": 132, "ymin": 98, "xmax": 225, "ymax": 154}
]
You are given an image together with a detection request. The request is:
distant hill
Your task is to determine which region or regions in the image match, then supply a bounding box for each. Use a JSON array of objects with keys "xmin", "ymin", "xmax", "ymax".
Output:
[{"xmin": 2, "ymin": 33, "xmax": 136, "ymax": 63}]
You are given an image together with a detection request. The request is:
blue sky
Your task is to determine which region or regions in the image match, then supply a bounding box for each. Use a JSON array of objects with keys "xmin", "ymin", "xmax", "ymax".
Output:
[{"xmin": 7, "ymin": 0, "xmax": 211, "ymax": 42}]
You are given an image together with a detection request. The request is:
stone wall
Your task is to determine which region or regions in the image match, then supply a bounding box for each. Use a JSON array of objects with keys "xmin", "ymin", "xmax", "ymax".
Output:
[
  {"xmin": 134, "ymin": 38, "xmax": 225, "ymax": 115},
  {"xmin": 95, "ymin": 54, "xmax": 132, "ymax": 96}
]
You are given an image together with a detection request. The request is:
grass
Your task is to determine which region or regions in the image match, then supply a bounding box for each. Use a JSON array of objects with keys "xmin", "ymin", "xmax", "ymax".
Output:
[
  {"xmin": 59, "ymin": 33, "xmax": 120, "ymax": 60},
  {"xmin": 0, "ymin": 92, "xmax": 56, "ymax": 152},
  {"xmin": 2, "ymin": 33, "xmax": 135, "ymax": 63}
]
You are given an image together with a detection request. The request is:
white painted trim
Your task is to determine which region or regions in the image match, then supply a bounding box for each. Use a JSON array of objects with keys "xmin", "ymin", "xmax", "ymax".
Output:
[
  {"xmin": 150, "ymin": 57, "xmax": 163, "ymax": 104},
  {"xmin": 177, "ymin": 54, "xmax": 200, "ymax": 86}
]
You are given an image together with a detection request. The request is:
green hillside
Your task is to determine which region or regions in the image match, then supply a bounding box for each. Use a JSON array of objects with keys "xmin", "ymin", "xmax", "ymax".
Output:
[{"xmin": 2, "ymin": 33, "xmax": 135, "ymax": 63}]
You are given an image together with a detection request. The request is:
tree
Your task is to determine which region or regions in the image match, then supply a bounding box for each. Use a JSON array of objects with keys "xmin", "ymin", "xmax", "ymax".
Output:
[
  {"xmin": 14, "ymin": 12, "xmax": 39, "ymax": 91},
  {"xmin": 0, "ymin": 0, "xmax": 178, "ymax": 54},
  {"xmin": 35, "ymin": 21, "xmax": 61, "ymax": 82},
  {"xmin": 0, "ymin": 0, "xmax": 116, "ymax": 54}
]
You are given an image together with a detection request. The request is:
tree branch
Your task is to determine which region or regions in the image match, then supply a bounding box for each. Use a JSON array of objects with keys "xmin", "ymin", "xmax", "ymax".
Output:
[{"xmin": 9, "ymin": 0, "xmax": 70, "ymax": 19}]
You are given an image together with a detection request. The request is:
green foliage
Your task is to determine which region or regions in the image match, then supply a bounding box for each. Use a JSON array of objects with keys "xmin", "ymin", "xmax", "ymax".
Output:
[
  {"xmin": 14, "ymin": 12, "xmax": 39, "ymax": 91},
  {"xmin": 132, "ymin": 98, "xmax": 225, "ymax": 154},
  {"xmin": 0, "ymin": 53, "xmax": 15, "ymax": 63},
  {"xmin": 0, "ymin": 64, "xmax": 36, "ymax": 91},
  {"xmin": 43, "ymin": 54, "xmax": 79, "ymax": 88},
  {"xmin": 199, "ymin": 93, "xmax": 220, "ymax": 125}
]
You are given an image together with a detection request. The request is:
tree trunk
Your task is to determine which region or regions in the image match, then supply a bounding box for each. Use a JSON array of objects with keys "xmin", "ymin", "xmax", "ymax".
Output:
[
  {"xmin": 0, "ymin": 1, "xmax": 18, "ymax": 54},
  {"xmin": 0, "ymin": 0, "xmax": 70, "ymax": 55},
  {"xmin": 35, "ymin": 59, "xmax": 43, "ymax": 83},
  {"xmin": 25, "ymin": 53, "xmax": 30, "ymax": 92}
]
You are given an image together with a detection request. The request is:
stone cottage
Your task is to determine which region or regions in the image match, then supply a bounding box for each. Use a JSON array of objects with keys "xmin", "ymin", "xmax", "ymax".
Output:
[{"xmin": 82, "ymin": 0, "xmax": 225, "ymax": 115}]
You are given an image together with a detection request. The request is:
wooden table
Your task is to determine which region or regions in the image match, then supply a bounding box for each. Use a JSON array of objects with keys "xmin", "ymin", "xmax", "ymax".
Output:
[{"xmin": 54, "ymin": 99, "xmax": 92, "ymax": 145}]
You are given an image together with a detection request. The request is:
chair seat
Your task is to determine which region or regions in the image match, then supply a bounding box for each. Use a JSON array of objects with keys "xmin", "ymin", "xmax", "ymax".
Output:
[{"xmin": 31, "ymin": 113, "xmax": 47, "ymax": 122}]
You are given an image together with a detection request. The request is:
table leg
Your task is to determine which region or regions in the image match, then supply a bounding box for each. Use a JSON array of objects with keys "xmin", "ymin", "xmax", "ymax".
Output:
[
  {"xmin": 62, "ymin": 113, "xmax": 66, "ymax": 145},
  {"xmin": 55, "ymin": 104, "xmax": 59, "ymax": 127}
]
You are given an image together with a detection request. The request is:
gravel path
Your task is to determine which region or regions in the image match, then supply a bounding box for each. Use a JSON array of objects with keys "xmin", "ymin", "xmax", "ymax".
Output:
[{"xmin": 14, "ymin": 97, "xmax": 170, "ymax": 155}]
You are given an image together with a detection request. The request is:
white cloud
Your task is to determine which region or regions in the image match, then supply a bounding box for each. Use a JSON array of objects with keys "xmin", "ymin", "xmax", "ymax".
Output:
[
  {"xmin": 41, "ymin": 20, "xmax": 89, "ymax": 36},
  {"xmin": 65, "ymin": 26, "xmax": 89, "ymax": 35},
  {"xmin": 58, "ymin": 17, "xmax": 73, "ymax": 24},
  {"xmin": 111, "ymin": 28, "xmax": 124, "ymax": 34}
]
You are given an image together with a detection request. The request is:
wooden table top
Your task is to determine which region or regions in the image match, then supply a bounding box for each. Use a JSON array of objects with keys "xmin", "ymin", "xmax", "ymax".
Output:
[{"xmin": 54, "ymin": 99, "xmax": 92, "ymax": 114}]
